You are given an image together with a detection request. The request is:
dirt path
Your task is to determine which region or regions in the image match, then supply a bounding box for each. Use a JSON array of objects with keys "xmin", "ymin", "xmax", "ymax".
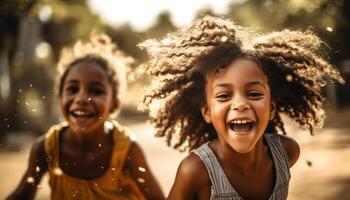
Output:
[{"xmin": 1, "ymin": 111, "xmax": 350, "ymax": 200}]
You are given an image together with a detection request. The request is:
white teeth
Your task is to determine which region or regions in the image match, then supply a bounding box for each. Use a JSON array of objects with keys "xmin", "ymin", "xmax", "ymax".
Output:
[
  {"xmin": 73, "ymin": 110, "xmax": 90, "ymax": 116},
  {"xmin": 231, "ymin": 119, "xmax": 253, "ymax": 124}
]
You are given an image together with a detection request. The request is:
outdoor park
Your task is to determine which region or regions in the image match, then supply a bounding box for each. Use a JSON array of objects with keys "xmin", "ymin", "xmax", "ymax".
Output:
[{"xmin": 1, "ymin": 0, "xmax": 350, "ymax": 199}]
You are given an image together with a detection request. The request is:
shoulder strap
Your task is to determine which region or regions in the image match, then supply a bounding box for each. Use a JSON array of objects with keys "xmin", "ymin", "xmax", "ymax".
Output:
[
  {"xmin": 264, "ymin": 133, "xmax": 291, "ymax": 180},
  {"xmin": 193, "ymin": 143, "xmax": 240, "ymax": 197},
  {"xmin": 44, "ymin": 122, "xmax": 67, "ymax": 167},
  {"xmin": 109, "ymin": 120, "xmax": 132, "ymax": 170},
  {"xmin": 264, "ymin": 133, "xmax": 291, "ymax": 199}
]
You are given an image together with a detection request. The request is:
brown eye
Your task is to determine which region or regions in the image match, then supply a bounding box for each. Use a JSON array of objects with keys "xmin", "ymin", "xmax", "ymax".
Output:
[
  {"xmin": 248, "ymin": 91, "xmax": 263, "ymax": 99},
  {"xmin": 89, "ymin": 86, "xmax": 104, "ymax": 95},
  {"xmin": 215, "ymin": 93, "xmax": 231, "ymax": 101},
  {"xmin": 65, "ymin": 85, "xmax": 79, "ymax": 94}
]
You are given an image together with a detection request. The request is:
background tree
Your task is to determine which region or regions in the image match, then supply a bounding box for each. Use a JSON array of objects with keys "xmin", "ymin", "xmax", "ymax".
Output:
[{"xmin": 0, "ymin": 0, "xmax": 349, "ymax": 138}]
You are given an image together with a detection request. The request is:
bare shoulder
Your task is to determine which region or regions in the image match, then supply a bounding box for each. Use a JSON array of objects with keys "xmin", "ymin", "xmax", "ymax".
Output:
[
  {"xmin": 125, "ymin": 141, "xmax": 148, "ymax": 173},
  {"xmin": 167, "ymin": 152, "xmax": 210, "ymax": 200},
  {"xmin": 178, "ymin": 153, "xmax": 208, "ymax": 183},
  {"xmin": 28, "ymin": 135, "xmax": 48, "ymax": 174},
  {"xmin": 127, "ymin": 141, "xmax": 142, "ymax": 159},
  {"xmin": 33, "ymin": 135, "xmax": 46, "ymax": 155},
  {"xmin": 278, "ymin": 134, "xmax": 300, "ymax": 167},
  {"xmin": 5, "ymin": 135, "xmax": 48, "ymax": 200},
  {"xmin": 125, "ymin": 141, "xmax": 165, "ymax": 200}
]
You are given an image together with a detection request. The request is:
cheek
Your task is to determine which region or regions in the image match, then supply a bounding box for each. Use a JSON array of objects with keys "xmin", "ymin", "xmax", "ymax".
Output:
[
  {"xmin": 209, "ymin": 102, "xmax": 230, "ymax": 128},
  {"xmin": 60, "ymin": 96, "xmax": 73, "ymax": 111},
  {"xmin": 255, "ymin": 100, "xmax": 271, "ymax": 121},
  {"xmin": 60, "ymin": 100, "xmax": 69, "ymax": 118},
  {"xmin": 60, "ymin": 97, "xmax": 66, "ymax": 108},
  {"xmin": 211, "ymin": 103, "xmax": 227, "ymax": 116}
]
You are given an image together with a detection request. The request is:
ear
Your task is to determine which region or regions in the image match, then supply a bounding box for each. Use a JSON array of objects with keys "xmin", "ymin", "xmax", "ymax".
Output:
[
  {"xmin": 200, "ymin": 104, "xmax": 211, "ymax": 124},
  {"xmin": 269, "ymin": 101, "xmax": 276, "ymax": 120}
]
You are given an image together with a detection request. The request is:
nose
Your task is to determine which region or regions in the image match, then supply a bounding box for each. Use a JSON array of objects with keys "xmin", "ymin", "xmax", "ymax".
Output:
[
  {"xmin": 75, "ymin": 91, "xmax": 91, "ymax": 105},
  {"xmin": 230, "ymin": 101, "xmax": 250, "ymax": 112}
]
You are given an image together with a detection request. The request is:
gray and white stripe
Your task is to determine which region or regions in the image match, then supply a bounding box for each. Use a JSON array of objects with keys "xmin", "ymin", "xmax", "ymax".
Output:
[{"xmin": 193, "ymin": 133, "xmax": 290, "ymax": 200}]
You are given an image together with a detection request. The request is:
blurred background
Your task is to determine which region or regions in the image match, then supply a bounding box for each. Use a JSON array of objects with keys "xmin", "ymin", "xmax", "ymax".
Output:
[{"xmin": 0, "ymin": 0, "xmax": 349, "ymax": 199}]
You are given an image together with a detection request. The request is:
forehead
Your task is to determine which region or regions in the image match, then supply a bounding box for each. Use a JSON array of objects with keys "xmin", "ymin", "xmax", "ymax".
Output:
[
  {"xmin": 207, "ymin": 58, "xmax": 268, "ymax": 86},
  {"xmin": 64, "ymin": 61, "xmax": 110, "ymax": 84}
]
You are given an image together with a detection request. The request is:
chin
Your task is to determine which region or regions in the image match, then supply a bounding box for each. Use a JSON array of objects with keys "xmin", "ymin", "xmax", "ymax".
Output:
[
  {"xmin": 235, "ymin": 149, "xmax": 252, "ymax": 154},
  {"xmin": 231, "ymin": 145, "xmax": 254, "ymax": 154},
  {"xmin": 70, "ymin": 126, "xmax": 87, "ymax": 134}
]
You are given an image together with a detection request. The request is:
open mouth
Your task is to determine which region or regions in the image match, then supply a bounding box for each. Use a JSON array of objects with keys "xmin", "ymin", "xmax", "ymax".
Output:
[
  {"xmin": 228, "ymin": 119, "xmax": 254, "ymax": 133},
  {"xmin": 70, "ymin": 110, "xmax": 96, "ymax": 118}
]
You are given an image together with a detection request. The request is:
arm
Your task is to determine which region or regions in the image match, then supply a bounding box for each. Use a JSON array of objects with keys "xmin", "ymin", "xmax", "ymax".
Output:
[
  {"xmin": 167, "ymin": 153, "xmax": 210, "ymax": 200},
  {"xmin": 125, "ymin": 142, "xmax": 165, "ymax": 200},
  {"xmin": 279, "ymin": 135, "xmax": 300, "ymax": 167},
  {"xmin": 6, "ymin": 135, "xmax": 48, "ymax": 200}
]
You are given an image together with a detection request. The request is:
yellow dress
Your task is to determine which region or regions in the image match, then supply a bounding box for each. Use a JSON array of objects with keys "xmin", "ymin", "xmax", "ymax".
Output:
[{"xmin": 44, "ymin": 121, "xmax": 145, "ymax": 200}]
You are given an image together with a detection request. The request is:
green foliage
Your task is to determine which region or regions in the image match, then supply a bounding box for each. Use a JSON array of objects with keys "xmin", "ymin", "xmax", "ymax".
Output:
[{"xmin": 1, "ymin": 0, "xmax": 349, "ymax": 135}]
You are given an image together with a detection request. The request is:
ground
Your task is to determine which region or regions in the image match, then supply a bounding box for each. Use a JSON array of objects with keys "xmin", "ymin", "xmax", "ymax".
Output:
[{"xmin": 1, "ymin": 108, "xmax": 350, "ymax": 200}]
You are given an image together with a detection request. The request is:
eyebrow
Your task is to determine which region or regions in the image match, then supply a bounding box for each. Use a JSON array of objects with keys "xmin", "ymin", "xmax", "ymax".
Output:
[
  {"xmin": 214, "ymin": 81, "xmax": 267, "ymax": 89},
  {"xmin": 65, "ymin": 80, "xmax": 107, "ymax": 87},
  {"xmin": 246, "ymin": 81, "xmax": 267, "ymax": 88},
  {"xmin": 214, "ymin": 83, "xmax": 231, "ymax": 88}
]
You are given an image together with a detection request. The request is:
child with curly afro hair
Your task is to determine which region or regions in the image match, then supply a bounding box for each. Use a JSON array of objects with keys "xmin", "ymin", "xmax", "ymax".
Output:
[
  {"xmin": 7, "ymin": 34, "xmax": 164, "ymax": 200},
  {"xmin": 139, "ymin": 16, "xmax": 344, "ymax": 199}
]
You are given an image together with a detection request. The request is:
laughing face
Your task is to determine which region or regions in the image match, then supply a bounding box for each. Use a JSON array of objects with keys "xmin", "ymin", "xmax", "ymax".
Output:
[
  {"xmin": 201, "ymin": 58, "xmax": 273, "ymax": 153},
  {"xmin": 60, "ymin": 61, "xmax": 117, "ymax": 135}
]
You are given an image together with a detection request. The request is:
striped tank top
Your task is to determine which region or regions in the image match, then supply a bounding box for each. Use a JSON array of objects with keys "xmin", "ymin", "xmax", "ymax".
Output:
[{"xmin": 193, "ymin": 133, "xmax": 291, "ymax": 200}]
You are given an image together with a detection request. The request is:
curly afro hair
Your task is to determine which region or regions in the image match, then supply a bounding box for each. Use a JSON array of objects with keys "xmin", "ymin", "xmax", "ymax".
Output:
[{"xmin": 138, "ymin": 16, "xmax": 344, "ymax": 152}]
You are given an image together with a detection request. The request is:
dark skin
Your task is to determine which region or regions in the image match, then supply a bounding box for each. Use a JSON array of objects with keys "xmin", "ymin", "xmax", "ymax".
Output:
[
  {"xmin": 167, "ymin": 135, "xmax": 299, "ymax": 200},
  {"xmin": 59, "ymin": 126, "xmax": 115, "ymax": 179},
  {"xmin": 5, "ymin": 136, "xmax": 48, "ymax": 200},
  {"xmin": 7, "ymin": 61, "xmax": 164, "ymax": 200},
  {"xmin": 6, "ymin": 130, "xmax": 165, "ymax": 200},
  {"xmin": 168, "ymin": 59, "xmax": 300, "ymax": 200}
]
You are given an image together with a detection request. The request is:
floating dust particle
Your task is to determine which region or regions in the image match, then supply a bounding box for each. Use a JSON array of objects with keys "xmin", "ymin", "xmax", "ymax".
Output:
[
  {"xmin": 53, "ymin": 167, "xmax": 63, "ymax": 176},
  {"xmin": 286, "ymin": 74, "xmax": 293, "ymax": 82},
  {"xmin": 221, "ymin": 36, "xmax": 228, "ymax": 42},
  {"xmin": 137, "ymin": 178, "xmax": 145, "ymax": 183},
  {"xmin": 138, "ymin": 167, "xmax": 146, "ymax": 172},
  {"xmin": 26, "ymin": 177, "xmax": 34, "ymax": 184},
  {"xmin": 326, "ymin": 27, "xmax": 333, "ymax": 32},
  {"xmin": 306, "ymin": 160, "xmax": 313, "ymax": 167}
]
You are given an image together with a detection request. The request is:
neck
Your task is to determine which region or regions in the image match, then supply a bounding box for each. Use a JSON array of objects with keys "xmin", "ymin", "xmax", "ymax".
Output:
[
  {"xmin": 65, "ymin": 125, "xmax": 112, "ymax": 153},
  {"xmin": 217, "ymin": 137, "xmax": 268, "ymax": 173}
]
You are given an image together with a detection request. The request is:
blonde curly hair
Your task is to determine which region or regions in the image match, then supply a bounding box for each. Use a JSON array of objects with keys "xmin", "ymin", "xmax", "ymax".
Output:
[
  {"xmin": 56, "ymin": 33, "xmax": 133, "ymax": 106},
  {"xmin": 139, "ymin": 15, "xmax": 345, "ymax": 152}
]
